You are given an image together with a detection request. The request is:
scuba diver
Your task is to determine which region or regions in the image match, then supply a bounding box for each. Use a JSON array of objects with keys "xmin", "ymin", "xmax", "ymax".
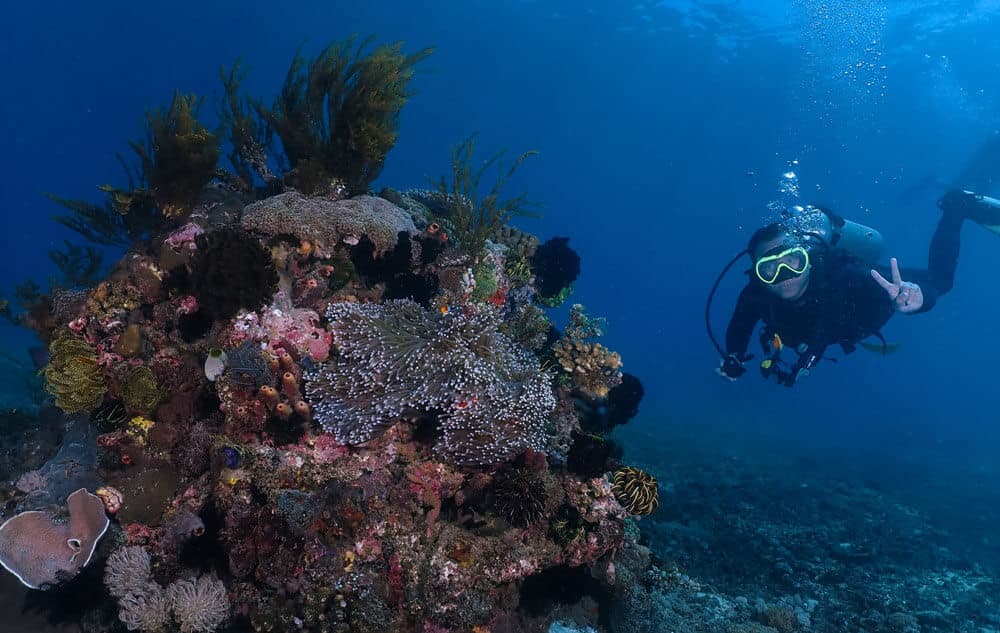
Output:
[{"xmin": 706, "ymin": 189, "xmax": 1000, "ymax": 387}]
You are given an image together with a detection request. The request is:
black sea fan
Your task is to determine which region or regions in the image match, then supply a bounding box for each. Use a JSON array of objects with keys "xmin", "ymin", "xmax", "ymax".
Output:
[
  {"xmin": 531, "ymin": 237, "xmax": 580, "ymax": 299},
  {"xmin": 577, "ymin": 372, "xmax": 645, "ymax": 435},
  {"xmin": 492, "ymin": 468, "xmax": 547, "ymax": 527},
  {"xmin": 189, "ymin": 227, "xmax": 278, "ymax": 320},
  {"xmin": 566, "ymin": 431, "xmax": 622, "ymax": 478}
]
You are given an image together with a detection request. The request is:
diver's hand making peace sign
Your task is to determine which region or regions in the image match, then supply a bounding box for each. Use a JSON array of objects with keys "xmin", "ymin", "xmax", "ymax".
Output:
[{"xmin": 871, "ymin": 257, "xmax": 923, "ymax": 313}]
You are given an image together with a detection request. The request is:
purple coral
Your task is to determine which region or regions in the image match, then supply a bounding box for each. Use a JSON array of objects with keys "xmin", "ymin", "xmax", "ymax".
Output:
[{"xmin": 305, "ymin": 300, "xmax": 555, "ymax": 466}]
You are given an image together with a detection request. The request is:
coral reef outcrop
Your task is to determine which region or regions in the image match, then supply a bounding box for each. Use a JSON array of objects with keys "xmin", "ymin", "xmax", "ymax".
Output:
[{"xmin": 0, "ymin": 34, "xmax": 655, "ymax": 633}]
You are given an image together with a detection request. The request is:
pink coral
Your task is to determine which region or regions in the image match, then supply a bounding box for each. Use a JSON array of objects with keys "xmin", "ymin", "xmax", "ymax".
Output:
[
  {"xmin": 406, "ymin": 462, "xmax": 465, "ymax": 538},
  {"xmin": 177, "ymin": 295, "xmax": 199, "ymax": 315},
  {"xmin": 304, "ymin": 433, "xmax": 350, "ymax": 464},
  {"xmin": 164, "ymin": 222, "xmax": 204, "ymax": 251},
  {"xmin": 218, "ymin": 311, "xmax": 267, "ymax": 348},
  {"xmin": 262, "ymin": 307, "xmax": 332, "ymax": 362},
  {"xmin": 566, "ymin": 477, "xmax": 627, "ymax": 523}
]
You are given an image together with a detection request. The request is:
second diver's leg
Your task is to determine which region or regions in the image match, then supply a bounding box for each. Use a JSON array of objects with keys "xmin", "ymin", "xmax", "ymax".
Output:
[
  {"xmin": 894, "ymin": 204, "xmax": 963, "ymax": 300},
  {"xmin": 925, "ymin": 205, "xmax": 965, "ymax": 296},
  {"xmin": 902, "ymin": 189, "xmax": 1000, "ymax": 301}
]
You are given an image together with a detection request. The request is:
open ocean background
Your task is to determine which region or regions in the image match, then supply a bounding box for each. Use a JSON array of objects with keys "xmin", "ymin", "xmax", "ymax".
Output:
[{"xmin": 2, "ymin": 1, "xmax": 999, "ymax": 629}]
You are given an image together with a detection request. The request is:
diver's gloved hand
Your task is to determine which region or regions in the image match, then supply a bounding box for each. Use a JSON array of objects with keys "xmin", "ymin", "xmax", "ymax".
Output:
[
  {"xmin": 717, "ymin": 353, "xmax": 747, "ymax": 381},
  {"xmin": 871, "ymin": 257, "xmax": 924, "ymax": 314}
]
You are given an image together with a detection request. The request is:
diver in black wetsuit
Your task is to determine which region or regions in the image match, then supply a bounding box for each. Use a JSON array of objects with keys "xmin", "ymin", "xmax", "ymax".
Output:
[{"xmin": 714, "ymin": 189, "xmax": 1000, "ymax": 386}]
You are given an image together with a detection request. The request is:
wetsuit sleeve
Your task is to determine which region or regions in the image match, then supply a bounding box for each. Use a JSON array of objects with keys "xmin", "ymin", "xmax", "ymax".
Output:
[
  {"xmin": 896, "ymin": 266, "xmax": 939, "ymax": 314},
  {"xmin": 845, "ymin": 267, "xmax": 897, "ymax": 335},
  {"xmin": 725, "ymin": 284, "xmax": 761, "ymax": 358}
]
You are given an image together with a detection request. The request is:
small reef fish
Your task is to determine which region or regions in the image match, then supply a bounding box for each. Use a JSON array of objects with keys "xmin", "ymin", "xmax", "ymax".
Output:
[
  {"xmin": 771, "ymin": 333, "xmax": 783, "ymax": 351},
  {"xmin": 204, "ymin": 348, "xmax": 228, "ymax": 381}
]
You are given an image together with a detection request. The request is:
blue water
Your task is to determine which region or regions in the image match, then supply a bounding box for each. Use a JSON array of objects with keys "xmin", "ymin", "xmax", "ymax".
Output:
[{"xmin": 2, "ymin": 0, "xmax": 999, "ymax": 628}]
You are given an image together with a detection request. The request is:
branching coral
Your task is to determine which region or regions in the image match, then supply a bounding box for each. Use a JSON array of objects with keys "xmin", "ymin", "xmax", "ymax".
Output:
[
  {"xmin": 305, "ymin": 300, "xmax": 556, "ymax": 466},
  {"xmin": 553, "ymin": 339, "xmax": 622, "ymax": 399},
  {"xmin": 188, "ymin": 227, "xmax": 278, "ymax": 320},
  {"xmin": 611, "ymin": 466, "xmax": 659, "ymax": 515},
  {"xmin": 129, "ymin": 92, "xmax": 220, "ymax": 217},
  {"xmin": 48, "ymin": 95, "xmax": 211, "ymax": 250},
  {"xmin": 43, "ymin": 331, "xmax": 106, "ymax": 413},
  {"xmin": 500, "ymin": 303, "xmax": 552, "ymax": 351},
  {"xmin": 433, "ymin": 135, "xmax": 540, "ymax": 260},
  {"xmin": 85, "ymin": 280, "xmax": 141, "ymax": 331},
  {"xmin": 552, "ymin": 304, "xmax": 622, "ymax": 399},
  {"xmin": 258, "ymin": 35, "xmax": 433, "ymax": 195},
  {"xmin": 47, "ymin": 93, "xmax": 216, "ymax": 250}
]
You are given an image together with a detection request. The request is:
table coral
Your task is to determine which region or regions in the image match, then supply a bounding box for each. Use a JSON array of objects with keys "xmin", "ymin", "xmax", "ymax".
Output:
[{"xmin": 241, "ymin": 191, "xmax": 418, "ymax": 258}]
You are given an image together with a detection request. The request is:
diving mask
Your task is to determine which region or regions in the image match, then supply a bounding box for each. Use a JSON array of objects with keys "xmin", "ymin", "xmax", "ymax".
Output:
[{"xmin": 754, "ymin": 245, "xmax": 810, "ymax": 284}]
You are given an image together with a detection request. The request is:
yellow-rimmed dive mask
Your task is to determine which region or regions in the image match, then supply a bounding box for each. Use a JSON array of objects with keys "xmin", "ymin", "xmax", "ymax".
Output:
[{"xmin": 754, "ymin": 245, "xmax": 810, "ymax": 284}]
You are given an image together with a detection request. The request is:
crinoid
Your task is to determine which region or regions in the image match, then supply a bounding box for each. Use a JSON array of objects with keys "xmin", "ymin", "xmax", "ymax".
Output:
[{"xmin": 611, "ymin": 466, "xmax": 658, "ymax": 515}]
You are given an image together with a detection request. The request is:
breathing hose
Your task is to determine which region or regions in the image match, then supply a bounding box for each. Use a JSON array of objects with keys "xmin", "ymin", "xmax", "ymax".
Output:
[{"xmin": 704, "ymin": 249, "xmax": 748, "ymax": 358}]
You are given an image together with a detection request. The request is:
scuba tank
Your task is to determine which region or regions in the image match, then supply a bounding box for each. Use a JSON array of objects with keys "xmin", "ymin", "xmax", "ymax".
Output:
[{"xmin": 783, "ymin": 204, "xmax": 884, "ymax": 265}]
